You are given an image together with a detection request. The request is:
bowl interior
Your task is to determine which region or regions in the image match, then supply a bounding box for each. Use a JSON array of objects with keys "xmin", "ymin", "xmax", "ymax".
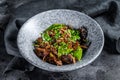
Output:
[{"xmin": 17, "ymin": 9, "xmax": 104, "ymax": 72}]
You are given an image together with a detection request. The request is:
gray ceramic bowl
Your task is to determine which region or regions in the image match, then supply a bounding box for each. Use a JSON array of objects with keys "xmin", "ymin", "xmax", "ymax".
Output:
[{"xmin": 17, "ymin": 9, "xmax": 104, "ymax": 72}]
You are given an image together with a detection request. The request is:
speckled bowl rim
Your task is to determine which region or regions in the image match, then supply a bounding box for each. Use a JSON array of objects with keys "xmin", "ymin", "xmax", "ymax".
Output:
[{"xmin": 17, "ymin": 9, "xmax": 104, "ymax": 72}]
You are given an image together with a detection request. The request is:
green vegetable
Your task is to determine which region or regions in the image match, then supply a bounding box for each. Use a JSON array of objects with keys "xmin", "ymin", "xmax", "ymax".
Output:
[
  {"xmin": 42, "ymin": 32, "xmax": 52, "ymax": 41},
  {"xmin": 58, "ymin": 42, "xmax": 73, "ymax": 57},
  {"xmin": 47, "ymin": 24, "xmax": 64, "ymax": 31},
  {"xmin": 54, "ymin": 30, "xmax": 61, "ymax": 39},
  {"xmin": 67, "ymin": 29, "xmax": 80, "ymax": 42},
  {"xmin": 46, "ymin": 24, "xmax": 64, "ymax": 39},
  {"xmin": 73, "ymin": 46, "xmax": 82, "ymax": 60}
]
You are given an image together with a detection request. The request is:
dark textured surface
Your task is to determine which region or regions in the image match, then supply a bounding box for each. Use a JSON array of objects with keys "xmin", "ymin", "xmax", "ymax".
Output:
[{"xmin": 0, "ymin": 0, "xmax": 120, "ymax": 80}]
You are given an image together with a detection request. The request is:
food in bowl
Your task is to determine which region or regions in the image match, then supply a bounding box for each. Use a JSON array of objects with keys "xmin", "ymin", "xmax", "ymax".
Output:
[{"xmin": 33, "ymin": 24, "xmax": 90, "ymax": 66}]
